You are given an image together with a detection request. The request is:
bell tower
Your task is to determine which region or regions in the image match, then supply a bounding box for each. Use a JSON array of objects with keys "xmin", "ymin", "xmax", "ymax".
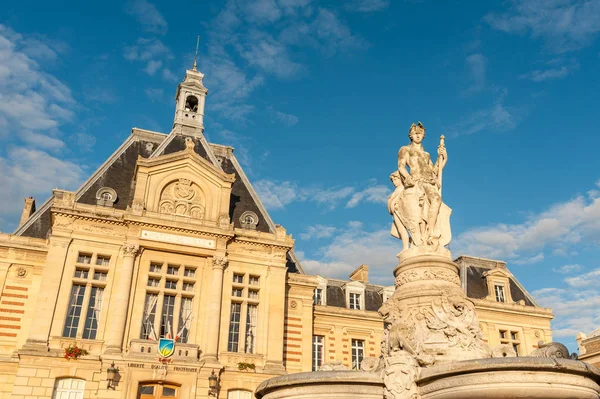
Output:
[{"xmin": 173, "ymin": 59, "xmax": 208, "ymax": 135}]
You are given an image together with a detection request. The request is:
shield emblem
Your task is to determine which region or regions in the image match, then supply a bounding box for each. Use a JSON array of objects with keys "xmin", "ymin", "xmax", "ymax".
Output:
[{"xmin": 158, "ymin": 338, "xmax": 175, "ymax": 358}]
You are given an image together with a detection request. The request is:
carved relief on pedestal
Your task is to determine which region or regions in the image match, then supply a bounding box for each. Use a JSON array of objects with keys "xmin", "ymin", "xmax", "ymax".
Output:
[
  {"xmin": 395, "ymin": 268, "xmax": 460, "ymax": 287},
  {"xmin": 379, "ymin": 293, "xmax": 489, "ymax": 366},
  {"xmin": 159, "ymin": 178, "xmax": 205, "ymax": 220}
]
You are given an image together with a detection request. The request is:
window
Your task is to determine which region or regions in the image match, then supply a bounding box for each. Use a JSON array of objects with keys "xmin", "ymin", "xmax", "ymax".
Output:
[
  {"xmin": 138, "ymin": 383, "xmax": 179, "ymax": 399},
  {"xmin": 149, "ymin": 263, "xmax": 162, "ymax": 273},
  {"xmin": 93, "ymin": 271, "xmax": 107, "ymax": 281},
  {"xmin": 140, "ymin": 261, "xmax": 196, "ymax": 342},
  {"xmin": 52, "ymin": 378, "xmax": 85, "ymax": 399},
  {"xmin": 96, "ymin": 256, "xmax": 110, "ymax": 266},
  {"xmin": 228, "ymin": 302, "xmax": 241, "ymax": 352},
  {"xmin": 312, "ymin": 335, "xmax": 324, "ymax": 371},
  {"xmin": 148, "ymin": 278, "xmax": 160, "ymax": 288},
  {"xmin": 227, "ymin": 390, "xmax": 252, "ymax": 399},
  {"xmin": 74, "ymin": 268, "xmax": 88, "ymax": 279},
  {"xmin": 494, "ymin": 285, "xmax": 506, "ymax": 302},
  {"xmin": 184, "ymin": 267, "xmax": 196, "ymax": 278},
  {"xmin": 77, "ymin": 253, "xmax": 92, "ymax": 264},
  {"xmin": 313, "ymin": 288, "xmax": 323, "ymax": 305},
  {"xmin": 63, "ymin": 252, "xmax": 110, "ymax": 340},
  {"xmin": 141, "ymin": 293, "xmax": 158, "ymax": 340},
  {"xmin": 351, "ymin": 339, "xmax": 364, "ymax": 370},
  {"xmin": 499, "ymin": 329, "xmax": 521, "ymax": 356},
  {"xmin": 82, "ymin": 286, "xmax": 104, "ymax": 339},
  {"xmin": 245, "ymin": 304, "xmax": 257, "ymax": 353},
  {"xmin": 63, "ymin": 285, "xmax": 86, "ymax": 338},
  {"xmin": 228, "ymin": 272, "xmax": 261, "ymax": 354},
  {"xmin": 179, "ymin": 297, "xmax": 193, "ymax": 343},
  {"xmin": 349, "ymin": 293, "xmax": 361, "ymax": 310},
  {"xmin": 160, "ymin": 295, "xmax": 176, "ymax": 338}
]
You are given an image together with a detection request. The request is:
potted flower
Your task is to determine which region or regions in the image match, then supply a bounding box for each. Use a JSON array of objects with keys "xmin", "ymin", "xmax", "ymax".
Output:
[{"xmin": 64, "ymin": 344, "xmax": 89, "ymax": 360}]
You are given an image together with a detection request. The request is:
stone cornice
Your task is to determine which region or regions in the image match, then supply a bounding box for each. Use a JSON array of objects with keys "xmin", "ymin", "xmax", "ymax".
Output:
[
  {"xmin": 471, "ymin": 298, "xmax": 553, "ymax": 318},
  {"xmin": 313, "ymin": 306, "xmax": 382, "ymax": 322},
  {"xmin": 0, "ymin": 233, "xmax": 48, "ymax": 252}
]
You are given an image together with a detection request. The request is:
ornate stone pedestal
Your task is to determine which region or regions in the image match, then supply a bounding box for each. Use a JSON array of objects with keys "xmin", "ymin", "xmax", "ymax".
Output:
[{"xmin": 382, "ymin": 253, "xmax": 489, "ymax": 368}]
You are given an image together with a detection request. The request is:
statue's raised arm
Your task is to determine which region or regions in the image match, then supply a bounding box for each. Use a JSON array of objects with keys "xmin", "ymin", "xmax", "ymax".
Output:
[{"xmin": 388, "ymin": 122, "xmax": 452, "ymax": 260}]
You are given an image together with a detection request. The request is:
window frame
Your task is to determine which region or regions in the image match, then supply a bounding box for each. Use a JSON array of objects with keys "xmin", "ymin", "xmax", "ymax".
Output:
[
  {"xmin": 351, "ymin": 339, "xmax": 365, "ymax": 370},
  {"xmin": 312, "ymin": 335, "xmax": 324, "ymax": 371}
]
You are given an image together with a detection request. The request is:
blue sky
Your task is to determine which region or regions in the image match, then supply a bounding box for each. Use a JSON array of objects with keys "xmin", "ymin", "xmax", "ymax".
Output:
[{"xmin": 2, "ymin": 0, "xmax": 600, "ymax": 350}]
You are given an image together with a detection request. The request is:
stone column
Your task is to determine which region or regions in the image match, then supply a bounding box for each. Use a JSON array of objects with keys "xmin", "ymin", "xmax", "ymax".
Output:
[
  {"xmin": 104, "ymin": 243, "xmax": 139, "ymax": 353},
  {"xmin": 24, "ymin": 236, "xmax": 72, "ymax": 350},
  {"xmin": 202, "ymin": 256, "xmax": 227, "ymax": 362}
]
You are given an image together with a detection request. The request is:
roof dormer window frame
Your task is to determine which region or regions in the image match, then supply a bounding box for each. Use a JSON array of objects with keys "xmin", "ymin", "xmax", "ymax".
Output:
[
  {"xmin": 343, "ymin": 280, "xmax": 365, "ymax": 311},
  {"xmin": 483, "ymin": 267, "xmax": 514, "ymax": 304},
  {"xmin": 314, "ymin": 276, "xmax": 328, "ymax": 306}
]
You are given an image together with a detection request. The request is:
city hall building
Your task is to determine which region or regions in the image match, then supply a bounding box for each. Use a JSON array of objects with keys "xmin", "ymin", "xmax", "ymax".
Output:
[{"xmin": 0, "ymin": 65, "xmax": 553, "ymax": 399}]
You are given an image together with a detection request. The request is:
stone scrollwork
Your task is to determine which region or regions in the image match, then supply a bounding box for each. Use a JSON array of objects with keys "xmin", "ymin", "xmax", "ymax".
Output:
[
  {"xmin": 491, "ymin": 344, "xmax": 517, "ymax": 358},
  {"xmin": 159, "ymin": 178, "xmax": 205, "ymax": 220},
  {"xmin": 212, "ymin": 256, "xmax": 228, "ymax": 269},
  {"xmin": 529, "ymin": 341, "xmax": 577, "ymax": 359},
  {"xmin": 122, "ymin": 243, "xmax": 139, "ymax": 257}
]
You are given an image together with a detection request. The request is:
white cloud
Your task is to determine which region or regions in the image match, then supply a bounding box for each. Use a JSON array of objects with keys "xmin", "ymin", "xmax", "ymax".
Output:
[
  {"xmin": 553, "ymin": 264, "xmax": 584, "ymax": 274},
  {"xmin": 565, "ymin": 268, "xmax": 600, "ymax": 288},
  {"xmin": 244, "ymin": 0, "xmax": 282, "ymax": 24},
  {"xmin": 123, "ymin": 38, "xmax": 173, "ymax": 77},
  {"xmin": 145, "ymin": 88, "xmax": 165, "ymax": 102},
  {"xmin": 255, "ymin": 178, "xmax": 391, "ymax": 213},
  {"xmin": 298, "ymin": 226, "xmax": 398, "ymax": 284},
  {"xmin": 273, "ymin": 109, "xmax": 299, "ymax": 126},
  {"xmin": 484, "ymin": 0, "xmax": 600, "ymax": 53},
  {"xmin": 300, "ymin": 224, "xmax": 337, "ymax": 240},
  {"xmin": 454, "ymin": 187, "xmax": 600, "ymax": 263},
  {"xmin": 71, "ymin": 132, "xmax": 96, "ymax": 152},
  {"xmin": 519, "ymin": 59, "xmax": 579, "ymax": 82},
  {"xmin": 513, "ymin": 252, "xmax": 544, "ymax": 265},
  {"xmin": 465, "ymin": 53, "xmax": 487, "ymax": 93},
  {"xmin": 124, "ymin": 0, "xmax": 168, "ymax": 35},
  {"xmin": 450, "ymin": 99, "xmax": 517, "ymax": 136},
  {"xmin": 346, "ymin": 184, "xmax": 390, "ymax": 208},
  {"xmin": 0, "ymin": 147, "xmax": 85, "ymax": 232},
  {"xmin": 533, "ymin": 284, "xmax": 600, "ymax": 339},
  {"xmin": 21, "ymin": 130, "xmax": 65, "ymax": 151},
  {"xmin": 345, "ymin": 0, "xmax": 390, "ymax": 12}
]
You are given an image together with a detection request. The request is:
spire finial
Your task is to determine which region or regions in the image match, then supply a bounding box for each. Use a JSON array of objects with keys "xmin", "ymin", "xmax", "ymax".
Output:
[{"xmin": 192, "ymin": 35, "xmax": 200, "ymax": 71}]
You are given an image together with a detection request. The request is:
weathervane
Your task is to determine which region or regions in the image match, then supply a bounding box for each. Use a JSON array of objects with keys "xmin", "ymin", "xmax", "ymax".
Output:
[{"xmin": 192, "ymin": 35, "xmax": 200, "ymax": 71}]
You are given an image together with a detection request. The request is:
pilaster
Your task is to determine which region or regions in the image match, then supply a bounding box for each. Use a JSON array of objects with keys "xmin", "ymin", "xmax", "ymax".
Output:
[{"xmin": 202, "ymin": 255, "xmax": 227, "ymax": 362}]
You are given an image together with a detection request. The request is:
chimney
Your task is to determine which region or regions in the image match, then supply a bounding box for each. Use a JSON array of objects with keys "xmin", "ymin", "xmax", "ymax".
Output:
[
  {"xmin": 349, "ymin": 264, "xmax": 369, "ymax": 283},
  {"xmin": 19, "ymin": 197, "xmax": 36, "ymax": 227}
]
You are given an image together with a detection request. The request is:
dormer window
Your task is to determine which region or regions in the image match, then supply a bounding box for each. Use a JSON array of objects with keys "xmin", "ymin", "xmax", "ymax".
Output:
[
  {"xmin": 240, "ymin": 211, "xmax": 258, "ymax": 230},
  {"xmin": 344, "ymin": 280, "xmax": 366, "ymax": 310},
  {"xmin": 185, "ymin": 95, "xmax": 198, "ymax": 112},
  {"xmin": 313, "ymin": 288, "xmax": 323, "ymax": 305},
  {"xmin": 349, "ymin": 293, "xmax": 361, "ymax": 310},
  {"xmin": 494, "ymin": 285, "xmax": 506, "ymax": 303},
  {"xmin": 314, "ymin": 276, "xmax": 327, "ymax": 306}
]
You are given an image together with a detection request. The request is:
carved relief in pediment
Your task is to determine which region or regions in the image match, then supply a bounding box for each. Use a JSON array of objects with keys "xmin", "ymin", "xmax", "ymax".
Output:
[{"xmin": 159, "ymin": 178, "xmax": 205, "ymax": 219}]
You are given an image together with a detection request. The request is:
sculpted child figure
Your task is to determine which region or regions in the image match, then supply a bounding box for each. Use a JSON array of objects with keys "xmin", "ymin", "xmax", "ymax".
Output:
[{"xmin": 389, "ymin": 122, "xmax": 451, "ymax": 254}]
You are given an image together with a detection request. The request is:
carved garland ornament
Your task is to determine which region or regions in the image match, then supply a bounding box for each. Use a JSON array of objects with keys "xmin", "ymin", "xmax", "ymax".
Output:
[
  {"xmin": 395, "ymin": 269, "xmax": 460, "ymax": 287},
  {"xmin": 159, "ymin": 178, "xmax": 205, "ymax": 220},
  {"xmin": 212, "ymin": 256, "xmax": 228, "ymax": 269}
]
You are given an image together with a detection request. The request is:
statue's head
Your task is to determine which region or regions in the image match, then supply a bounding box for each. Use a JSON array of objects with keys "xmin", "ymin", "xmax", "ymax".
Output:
[
  {"xmin": 408, "ymin": 121, "xmax": 425, "ymax": 141},
  {"xmin": 390, "ymin": 171, "xmax": 402, "ymax": 187}
]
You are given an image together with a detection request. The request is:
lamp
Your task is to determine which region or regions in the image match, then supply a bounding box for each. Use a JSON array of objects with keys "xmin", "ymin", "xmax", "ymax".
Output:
[
  {"xmin": 208, "ymin": 369, "xmax": 218, "ymax": 397},
  {"xmin": 107, "ymin": 362, "xmax": 119, "ymax": 389}
]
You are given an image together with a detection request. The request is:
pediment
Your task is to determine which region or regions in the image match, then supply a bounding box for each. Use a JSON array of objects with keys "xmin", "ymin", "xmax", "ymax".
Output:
[
  {"xmin": 482, "ymin": 267, "xmax": 512, "ymax": 279},
  {"xmin": 132, "ymin": 143, "xmax": 235, "ymax": 224}
]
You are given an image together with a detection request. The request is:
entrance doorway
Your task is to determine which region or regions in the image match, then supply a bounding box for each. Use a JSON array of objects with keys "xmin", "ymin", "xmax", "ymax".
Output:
[{"xmin": 138, "ymin": 382, "xmax": 179, "ymax": 399}]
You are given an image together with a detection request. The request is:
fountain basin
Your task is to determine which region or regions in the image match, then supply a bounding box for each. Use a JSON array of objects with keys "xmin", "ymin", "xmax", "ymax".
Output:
[
  {"xmin": 255, "ymin": 370, "xmax": 384, "ymax": 399},
  {"xmin": 418, "ymin": 357, "xmax": 600, "ymax": 399}
]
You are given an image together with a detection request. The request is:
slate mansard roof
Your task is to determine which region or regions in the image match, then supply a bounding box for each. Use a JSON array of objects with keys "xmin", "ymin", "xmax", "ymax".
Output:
[
  {"xmin": 14, "ymin": 128, "xmax": 302, "ymax": 274},
  {"xmin": 321, "ymin": 255, "xmax": 540, "ymax": 311}
]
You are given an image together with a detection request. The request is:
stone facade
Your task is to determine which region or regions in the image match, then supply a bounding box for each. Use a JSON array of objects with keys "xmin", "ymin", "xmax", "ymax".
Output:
[
  {"xmin": 0, "ymin": 67, "xmax": 553, "ymax": 399},
  {"xmin": 578, "ymin": 328, "xmax": 600, "ymax": 367}
]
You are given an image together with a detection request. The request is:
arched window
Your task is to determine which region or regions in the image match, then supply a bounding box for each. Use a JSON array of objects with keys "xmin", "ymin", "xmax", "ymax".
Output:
[
  {"xmin": 52, "ymin": 378, "xmax": 85, "ymax": 399},
  {"xmin": 227, "ymin": 390, "xmax": 252, "ymax": 399},
  {"xmin": 185, "ymin": 95, "xmax": 198, "ymax": 112}
]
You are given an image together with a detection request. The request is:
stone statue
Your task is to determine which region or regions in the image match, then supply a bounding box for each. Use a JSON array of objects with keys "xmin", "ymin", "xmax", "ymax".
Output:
[{"xmin": 390, "ymin": 122, "xmax": 452, "ymax": 257}]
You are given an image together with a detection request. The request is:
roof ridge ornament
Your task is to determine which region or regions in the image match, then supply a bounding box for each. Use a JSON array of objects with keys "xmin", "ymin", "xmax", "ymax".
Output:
[{"xmin": 192, "ymin": 35, "xmax": 200, "ymax": 71}]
